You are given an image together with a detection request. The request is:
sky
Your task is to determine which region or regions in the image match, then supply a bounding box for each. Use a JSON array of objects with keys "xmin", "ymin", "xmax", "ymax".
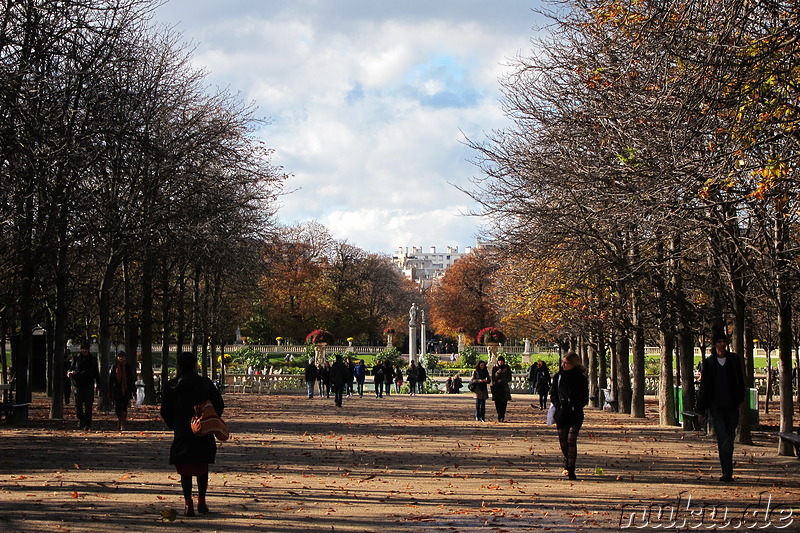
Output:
[{"xmin": 152, "ymin": 0, "xmax": 544, "ymax": 254}]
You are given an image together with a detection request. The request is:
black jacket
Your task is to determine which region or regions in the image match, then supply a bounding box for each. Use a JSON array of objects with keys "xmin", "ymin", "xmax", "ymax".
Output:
[
  {"xmin": 550, "ymin": 367, "xmax": 589, "ymax": 427},
  {"xmin": 160, "ymin": 372, "xmax": 224, "ymax": 466},
  {"xmin": 304, "ymin": 362, "xmax": 317, "ymax": 382},
  {"xmin": 696, "ymin": 351, "xmax": 745, "ymax": 412},
  {"xmin": 70, "ymin": 353, "xmax": 100, "ymax": 390}
]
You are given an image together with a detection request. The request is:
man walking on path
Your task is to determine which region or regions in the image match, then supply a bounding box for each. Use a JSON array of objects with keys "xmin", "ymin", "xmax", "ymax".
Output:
[
  {"xmin": 330, "ymin": 354, "xmax": 349, "ymax": 407},
  {"xmin": 696, "ymin": 329, "xmax": 746, "ymax": 482},
  {"xmin": 67, "ymin": 343, "xmax": 100, "ymax": 430}
]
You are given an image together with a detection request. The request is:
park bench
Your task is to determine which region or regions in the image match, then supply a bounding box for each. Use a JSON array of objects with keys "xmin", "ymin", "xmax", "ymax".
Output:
[
  {"xmin": 0, "ymin": 383, "xmax": 30, "ymax": 424},
  {"xmin": 777, "ymin": 432, "xmax": 800, "ymax": 457},
  {"xmin": 681, "ymin": 410, "xmax": 701, "ymax": 431}
]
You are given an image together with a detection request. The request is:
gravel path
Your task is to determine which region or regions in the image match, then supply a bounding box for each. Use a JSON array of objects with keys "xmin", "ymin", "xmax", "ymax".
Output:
[{"xmin": 1, "ymin": 392, "xmax": 798, "ymax": 532}]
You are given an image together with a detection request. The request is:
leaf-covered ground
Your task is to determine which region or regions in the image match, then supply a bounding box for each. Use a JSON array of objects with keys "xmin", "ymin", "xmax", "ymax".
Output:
[{"xmin": 0, "ymin": 392, "xmax": 798, "ymax": 531}]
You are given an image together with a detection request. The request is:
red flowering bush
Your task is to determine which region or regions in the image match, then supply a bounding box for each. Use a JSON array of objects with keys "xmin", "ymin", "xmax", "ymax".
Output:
[
  {"xmin": 383, "ymin": 327, "xmax": 396, "ymax": 335},
  {"xmin": 305, "ymin": 329, "xmax": 333, "ymax": 344},
  {"xmin": 476, "ymin": 327, "xmax": 505, "ymax": 345}
]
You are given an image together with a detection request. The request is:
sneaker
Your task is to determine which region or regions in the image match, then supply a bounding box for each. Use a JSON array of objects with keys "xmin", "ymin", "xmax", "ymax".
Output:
[{"xmin": 719, "ymin": 475, "xmax": 733, "ymax": 483}]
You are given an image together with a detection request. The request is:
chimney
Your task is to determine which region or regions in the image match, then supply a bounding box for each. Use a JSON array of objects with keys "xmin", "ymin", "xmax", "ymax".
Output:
[{"xmin": 430, "ymin": 246, "xmax": 436, "ymax": 254}]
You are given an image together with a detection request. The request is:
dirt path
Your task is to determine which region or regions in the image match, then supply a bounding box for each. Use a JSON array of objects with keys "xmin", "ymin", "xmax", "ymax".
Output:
[{"xmin": 1, "ymin": 392, "xmax": 798, "ymax": 532}]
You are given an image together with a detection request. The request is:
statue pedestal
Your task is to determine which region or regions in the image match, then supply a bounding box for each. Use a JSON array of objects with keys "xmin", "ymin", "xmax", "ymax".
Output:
[{"xmin": 408, "ymin": 326, "xmax": 418, "ymax": 364}]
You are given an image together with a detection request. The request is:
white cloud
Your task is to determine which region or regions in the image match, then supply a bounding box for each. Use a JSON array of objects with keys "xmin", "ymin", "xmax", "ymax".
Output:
[{"xmin": 154, "ymin": 0, "xmax": 542, "ymax": 252}]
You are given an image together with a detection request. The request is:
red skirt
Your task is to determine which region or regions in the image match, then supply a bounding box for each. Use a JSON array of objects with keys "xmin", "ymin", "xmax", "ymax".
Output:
[{"xmin": 175, "ymin": 463, "xmax": 208, "ymax": 476}]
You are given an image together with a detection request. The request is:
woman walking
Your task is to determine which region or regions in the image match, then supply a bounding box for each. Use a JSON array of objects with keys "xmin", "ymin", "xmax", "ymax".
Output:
[
  {"xmin": 470, "ymin": 360, "xmax": 491, "ymax": 422},
  {"xmin": 160, "ymin": 352, "xmax": 225, "ymax": 517},
  {"xmin": 108, "ymin": 351, "xmax": 136, "ymax": 431},
  {"xmin": 534, "ymin": 361, "xmax": 552, "ymax": 410},
  {"xmin": 550, "ymin": 352, "xmax": 589, "ymax": 480},
  {"xmin": 491, "ymin": 356, "xmax": 512, "ymax": 422},
  {"xmin": 406, "ymin": 361, "xmax": 419, "ymax": 396}
]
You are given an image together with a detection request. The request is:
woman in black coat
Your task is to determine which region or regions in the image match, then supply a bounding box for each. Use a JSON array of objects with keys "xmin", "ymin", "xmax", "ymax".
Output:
[
  {"xmin": 160, "ymin": 352, "xmax": 224, "ymax": 517},
  {"xmin": 550, "ymin": 352, "xmax": 588, "ymax": 480}
]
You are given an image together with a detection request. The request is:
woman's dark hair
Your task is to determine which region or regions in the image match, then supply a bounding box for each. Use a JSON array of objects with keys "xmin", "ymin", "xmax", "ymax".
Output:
[
  {"xmin": 177, "ymin": 351, "xmax": 198, "ymax": 374},
  {"xmin": 475, "ymin": 360, "xmax": 487, "ymax": 370},
  {"xmin": 563, "ymin": 352, "xmax": 585, "ymax": 374}
]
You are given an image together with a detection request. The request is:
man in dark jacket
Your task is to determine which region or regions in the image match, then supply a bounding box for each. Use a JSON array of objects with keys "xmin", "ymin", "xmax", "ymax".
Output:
[
  {"xmin": 304, "ymin": 359, "xmax": 317, "ymax": 399},
  {"xmin": 696, "ymin": 330, "xmax": 746, "ymax": 482},
  {"xmin": 67, "ymin": 343, "xmax": 100, "ymax": 430},
  {"xmin": 417, "ymin": 363, "xmax": 427, "ymax": 394},
  {"xmin": 330, "ymin": 354, "xmax": 349, "ymax": 407}
]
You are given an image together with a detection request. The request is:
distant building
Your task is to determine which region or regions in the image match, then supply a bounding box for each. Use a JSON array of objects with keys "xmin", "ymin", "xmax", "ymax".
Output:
[{"xmin": 392, "ymin": 245, "xmax": 473, "ymax": 290}]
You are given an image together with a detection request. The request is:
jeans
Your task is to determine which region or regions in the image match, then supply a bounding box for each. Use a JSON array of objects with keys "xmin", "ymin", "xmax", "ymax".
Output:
[
  {"xmin": 475, "ymin": 398, "xmax": 486, "ymax": 421},
  {"xmin": 710, "ymin": 406, "xmax": 739, "ymax": 478},
  {"xmin": 356, "ymin": 380, "xmax": 364, "ymax": 396},
  {"xmin": 375, "ymin": 381, "xmax": 383, "ymax": 397},
  {"xmin": 306, "ymin": 381, "xmax": 315, "ymax": 397}
]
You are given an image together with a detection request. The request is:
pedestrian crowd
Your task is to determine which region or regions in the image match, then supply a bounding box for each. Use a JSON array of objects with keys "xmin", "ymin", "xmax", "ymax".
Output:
[
  {"xmin": 60, "ymin": 326, "xmax": 747, "ymax": 518},
  {"xmin": 304, "ymin": 356, "xmax": 442, "ymax": 401}
]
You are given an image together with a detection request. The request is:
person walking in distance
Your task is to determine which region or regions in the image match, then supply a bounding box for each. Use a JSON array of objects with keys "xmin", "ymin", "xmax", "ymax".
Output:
[
  {"xmin": 108, "ymin": 351, "xmax": 136, "ymax": 431},
  {"xmin": 354, "ymin": 359, "xmax": 367, "ymax": 397},
  {"xmin": 406, "ymin": 361, "xmax": 419, "ymax": 396},
  {"xmin": 67, "ymin": 343, "xmax": 100, "ymax": 431},
  {"xmin": 372, "ymin": 361, "xmax": 384, "ymax": 398},
  {"xmin": 491, "ymin": 356, "xmax": 513, "ymax": 422},
  {"xmin": 551, "ymin": 352, "xmax": 589, "ymax": 480},
  {"xmin": 330, "ymin": 354, "xmax": 349, "ymax": 407},
  {"xmin": 304, "ymin": 358, "xmax": 317, "ymax": 399},
  {"xmin": 534, "ymin": 361, "xmax": 552, "ymax": 410},
  {"xmin": 471, "ymin": 360, "xmax": 491, "ymax": 422},
  {"xmin": 696, "ymin": 329, "xmax": 746, "ymax": 483}
]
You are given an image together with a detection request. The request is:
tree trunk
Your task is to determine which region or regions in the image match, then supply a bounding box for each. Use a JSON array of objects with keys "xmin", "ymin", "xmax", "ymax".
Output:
[
  {"xmin": 97, "ymin": 256, "xmax": 121, "ymax": 411},
  {"xmin": 775, "ymin": 205, "xmax": 795, "ymax": 455},
  {"xmin": 631, "ymin": 293, "xmax": 646, "ymax": 418},
  {"xmin": 678, "ymin": 326, "xmax": 696, "ymax": 430},
  {"xmin": 588, "ymin": 330, "xmax": 599, "ymax": 408},
  {"xmin": 50, "ymin": 218, "xmax": 69, "ymax": 419},
  {"xmin": 615, "ymin": 326, "xmax": 631, "ymax": 414},
  {"xmin": 730, "ymin": 273, "xmax": 752, "ymax": 445},
  {"xmin": 140, "ymin": 256, "xmax": 156, "ymax": 404},
  {"xmin": 160, "ymin": 262, "xmax": 172, "ymax": 397},
  {"xmin": 659, "ymin": 329, "xmax": 676, "ymax": 426}
]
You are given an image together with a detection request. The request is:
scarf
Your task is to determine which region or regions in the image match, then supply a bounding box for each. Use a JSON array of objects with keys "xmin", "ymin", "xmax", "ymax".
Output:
[{"xmin": 115, "ymin": 363, "xmax": 128, "ymax": 397}]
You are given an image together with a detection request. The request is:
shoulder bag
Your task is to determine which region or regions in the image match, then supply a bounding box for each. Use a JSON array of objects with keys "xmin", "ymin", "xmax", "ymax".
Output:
[{"xmin": 190, "ymin": 399, "xmax": 229, "ymax": 442}]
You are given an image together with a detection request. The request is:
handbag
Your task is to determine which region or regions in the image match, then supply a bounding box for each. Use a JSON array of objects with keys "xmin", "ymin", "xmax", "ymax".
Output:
[
  {"xmin": 546, "ymin": 403, "xmax": 556, "ymax": 426},
  {"xmin": 190, "ymin": 400, "xmax": 229, "ymax": 441},
  {"xmin": 468, "ymin": 381, "xmax": 477, "ymax": 393}
]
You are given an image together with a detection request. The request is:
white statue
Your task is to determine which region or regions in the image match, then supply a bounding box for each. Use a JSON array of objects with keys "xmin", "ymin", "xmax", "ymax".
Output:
[{"xmin": 409, "ymin": 303, "xmax": 419, "ymax": 327}]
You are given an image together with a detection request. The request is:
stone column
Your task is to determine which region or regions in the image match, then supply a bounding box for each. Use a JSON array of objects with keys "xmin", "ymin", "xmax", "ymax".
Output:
[
  {"xmin": 408, "ymin": 326, "xmax": 418, "ymax": 364},
  {"xmin": 420, "ymin": 311, "xmax": 427, "ymax": 361},
  {"xmin": 408, "ymin": 303, "xmax": 419, "ymax": 364}
]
